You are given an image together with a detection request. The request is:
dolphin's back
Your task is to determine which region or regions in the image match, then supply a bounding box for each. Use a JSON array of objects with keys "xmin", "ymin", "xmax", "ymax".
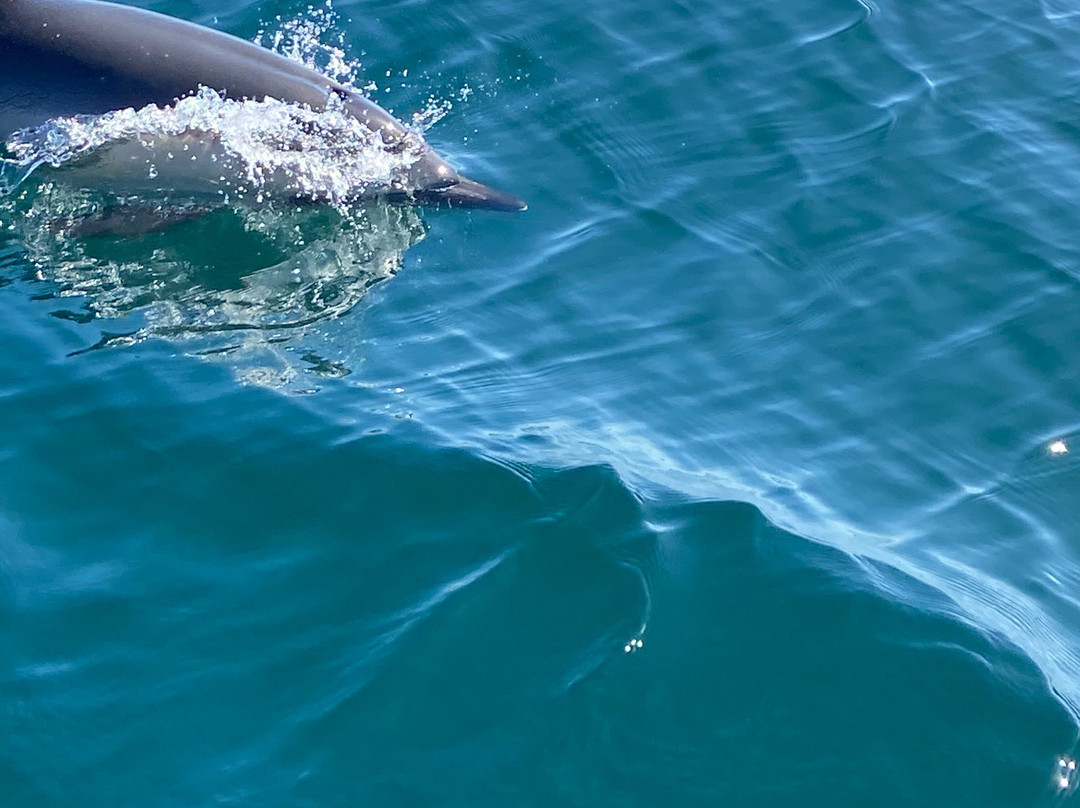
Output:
[
  {"xmin": 0, "ymin": 38, "xmax": 159, "ymax": 136},
  {"xmin": 0, "ymin": 0, "xmax": 407, "ymax": 141}
]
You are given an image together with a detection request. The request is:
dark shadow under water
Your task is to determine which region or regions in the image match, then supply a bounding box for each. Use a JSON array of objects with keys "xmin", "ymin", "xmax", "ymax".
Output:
[{"xmin": 0, "ymin": 181, "xmax": 426, "ymax": 389}]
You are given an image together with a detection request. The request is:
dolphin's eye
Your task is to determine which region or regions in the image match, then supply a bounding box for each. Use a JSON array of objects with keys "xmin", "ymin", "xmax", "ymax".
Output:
[
  {"xmin": 382, "ymin": 134, "xmax": 407, "ymax": 154},
  {"xmin": 381, "ymin": 131, "xmax": 424, "ymax": 155}
]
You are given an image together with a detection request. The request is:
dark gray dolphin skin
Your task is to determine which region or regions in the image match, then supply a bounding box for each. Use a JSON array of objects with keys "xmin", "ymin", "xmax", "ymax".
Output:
[{"xmin": 0, "ymin": 0, "xmax": 526, "ymax": 211}]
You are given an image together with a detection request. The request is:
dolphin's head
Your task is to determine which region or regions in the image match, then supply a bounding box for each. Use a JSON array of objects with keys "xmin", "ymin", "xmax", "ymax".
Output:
[{"xmin": 338, "ymin": 91, "xmax": 526, "ymax": 212}]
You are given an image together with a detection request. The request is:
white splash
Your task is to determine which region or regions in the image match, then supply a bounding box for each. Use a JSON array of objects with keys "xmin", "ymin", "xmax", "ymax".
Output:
[
  {"xmin": 256, "ymin": 2, "xmax": 355, "ymax": 85},
  {"xmin": 255, "ymin": 2, "xmax": 467, "ymax": 133},
  {"xmin": 4, "ymin": 89, "xmax": 423, "ymax": 205}
]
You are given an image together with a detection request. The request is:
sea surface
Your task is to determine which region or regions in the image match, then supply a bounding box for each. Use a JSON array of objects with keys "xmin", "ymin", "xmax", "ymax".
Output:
[{"xmin": 3, "ymin": 0, "xmax": 1080, "ymax": 803}]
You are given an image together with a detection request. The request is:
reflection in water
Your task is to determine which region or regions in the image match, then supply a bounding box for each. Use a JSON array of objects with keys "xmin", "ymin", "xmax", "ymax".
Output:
[{"xmin": 0, "ymin": 181, "xmax": 425, "ymax": 389}]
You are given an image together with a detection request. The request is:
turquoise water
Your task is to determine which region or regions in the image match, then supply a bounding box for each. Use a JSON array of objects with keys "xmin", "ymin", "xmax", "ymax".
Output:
[{"xmin": 5, "ymin": 0, "xmax": 1080, "ymax": 803}]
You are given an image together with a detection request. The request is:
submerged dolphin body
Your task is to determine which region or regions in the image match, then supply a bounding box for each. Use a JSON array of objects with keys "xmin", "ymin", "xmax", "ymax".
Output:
[{"xmin": 0, "ymin": 0, "xmax": 526, "ymax": 211}]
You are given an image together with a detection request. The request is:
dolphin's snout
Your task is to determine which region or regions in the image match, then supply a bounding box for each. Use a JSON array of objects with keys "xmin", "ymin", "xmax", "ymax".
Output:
[
  {"xmin": 401, "ymin": 150, "xmax": 524, "ymax": 211},
  {"xmin": 419, "ymin": 175, "xmax": 527, "ymax": 212}
]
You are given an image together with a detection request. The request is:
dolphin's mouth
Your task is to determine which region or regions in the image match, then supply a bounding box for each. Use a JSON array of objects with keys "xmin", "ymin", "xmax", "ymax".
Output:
[{"xmin": 398, "ymin": 176, "xmax": 528, "ymax": 212}]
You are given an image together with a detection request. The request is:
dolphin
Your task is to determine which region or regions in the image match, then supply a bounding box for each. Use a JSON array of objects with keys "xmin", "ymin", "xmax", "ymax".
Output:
[{"xmin": 0, "ymin": 0, "xmax": 526, "ymax": 211}]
